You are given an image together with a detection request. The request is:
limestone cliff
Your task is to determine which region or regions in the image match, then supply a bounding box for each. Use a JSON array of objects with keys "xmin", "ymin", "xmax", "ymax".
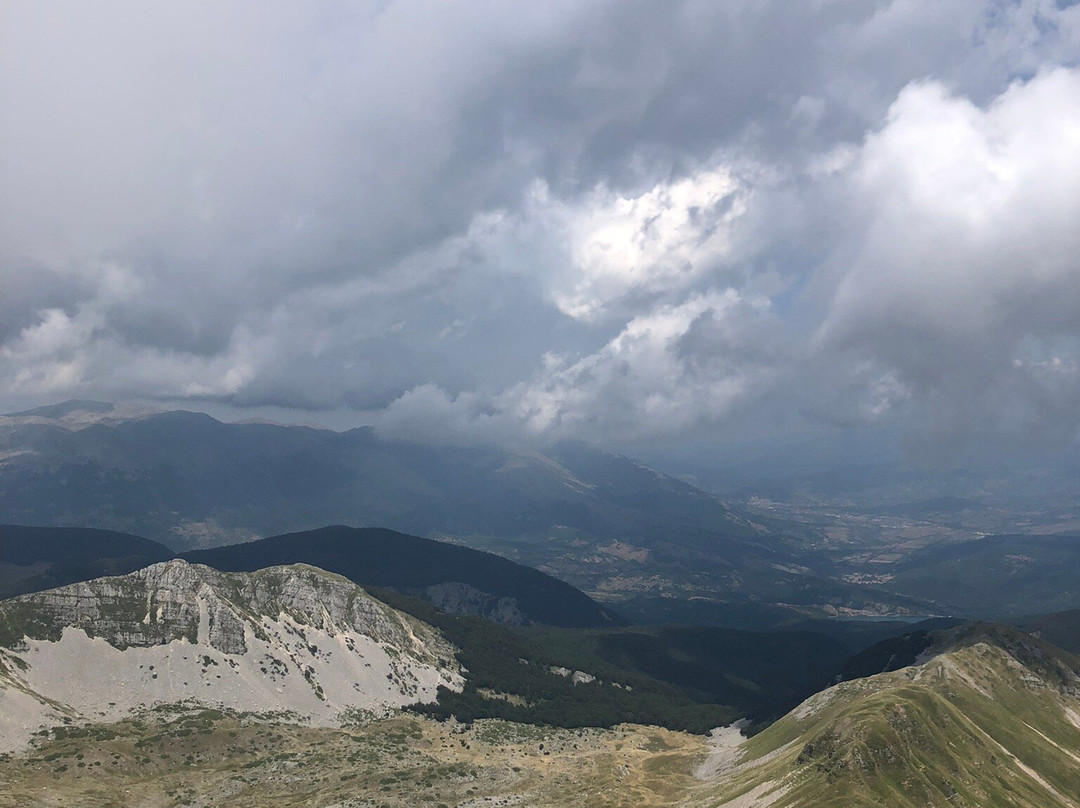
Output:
[{"xmin": 0, "ymin": 560, "xmax": 462, "ymax": 751}]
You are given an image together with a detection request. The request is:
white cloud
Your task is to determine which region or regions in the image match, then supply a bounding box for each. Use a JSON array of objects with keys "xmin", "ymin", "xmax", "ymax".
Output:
[
  {"xmin": 502, "ymin": 289, "xmax": 776, "ymax": 441},
  {"xmin": 373, "ymin": 290, "xmax": 776, "ymax": 445},
  {"xmin": 821, "ymin": 68, "xmax": 1080, "ymax": 367},
  {"xmin": 807, "ymin": 67, "xmax": 1080, "ymax": 445},
  {"xmin": 545, "ymin": 168, "xmax": 746, "ymax": 321}
]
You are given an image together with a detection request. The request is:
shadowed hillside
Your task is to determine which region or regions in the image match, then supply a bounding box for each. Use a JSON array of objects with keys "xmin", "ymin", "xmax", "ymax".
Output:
[
  {"xmin": 0, "ymin": 525, "xmax": 173, "ymax": 600},
  {"xmin": 183, "ymin": 525, "xmax": 623, "ymax": 628}
]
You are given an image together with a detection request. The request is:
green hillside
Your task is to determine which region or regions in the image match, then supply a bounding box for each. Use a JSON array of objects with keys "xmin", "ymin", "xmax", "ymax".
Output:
[
  {"xmin": 370, "ymin": 587, "xmax": 850, "ymax": 733},
  {"xmin": 694, "ymin": 624, "xmax": 1080, "ymax": 808}
]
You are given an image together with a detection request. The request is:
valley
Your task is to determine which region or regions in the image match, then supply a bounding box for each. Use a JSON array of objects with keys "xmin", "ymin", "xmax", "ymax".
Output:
[
  {"xmin": 734, "ymin": 462, "xmax": 1080, "ymax": 614},
  {"xmin": 5, "ymin": 402, "xmax": 1055, "ymax": 628}
]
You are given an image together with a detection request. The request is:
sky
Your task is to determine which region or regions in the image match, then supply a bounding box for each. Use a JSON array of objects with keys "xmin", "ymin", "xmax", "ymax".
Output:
[{"xmin": 3, "ymin": 0, "xmax": 1080, "ymax": 465}]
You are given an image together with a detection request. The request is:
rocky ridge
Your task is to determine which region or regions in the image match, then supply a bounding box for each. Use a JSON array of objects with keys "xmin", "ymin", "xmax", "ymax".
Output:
[
  {"xmin": 692, "ymin": 624, "xmax": 1080, "ymax": 807},
  {"xmin": 0, "ymin": 560, "xmax": 462, "ymax": 751}
]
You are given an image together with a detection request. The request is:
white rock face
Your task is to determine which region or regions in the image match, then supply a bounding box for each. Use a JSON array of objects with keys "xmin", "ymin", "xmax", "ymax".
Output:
[
  {"xmin": 0, "ymin": 660, "xmax": 75, "ymax": 753},
  {"xmin": 0, "ymin": 560, "xmax": 462, "ymax": 750}
]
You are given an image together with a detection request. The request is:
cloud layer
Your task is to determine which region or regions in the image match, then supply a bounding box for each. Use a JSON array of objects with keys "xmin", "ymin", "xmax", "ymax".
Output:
[{"xmin": 3, "ymin": 0, "xmax": 1080, "ymax": 457}]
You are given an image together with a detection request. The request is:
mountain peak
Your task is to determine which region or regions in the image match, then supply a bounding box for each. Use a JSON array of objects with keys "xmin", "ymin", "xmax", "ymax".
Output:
[
  {"xmin": 4, "ymin": 399, "xmax": 115, "ymax": 419},
  {"xmin": 0, "ymin": 561, "xmax": 461, "ymax": 752}
]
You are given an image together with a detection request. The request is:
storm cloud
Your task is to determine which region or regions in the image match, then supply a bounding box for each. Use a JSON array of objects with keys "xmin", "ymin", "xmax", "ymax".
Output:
[{"xmin": 3, "ymin": 0, "xmax": 1080, "ymax": 458}]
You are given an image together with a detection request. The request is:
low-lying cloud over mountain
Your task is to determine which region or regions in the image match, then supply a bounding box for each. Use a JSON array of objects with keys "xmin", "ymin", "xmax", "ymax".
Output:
[{"xmin": 4, "ymin": 1, "xmax": 1080, "ymax": 460}]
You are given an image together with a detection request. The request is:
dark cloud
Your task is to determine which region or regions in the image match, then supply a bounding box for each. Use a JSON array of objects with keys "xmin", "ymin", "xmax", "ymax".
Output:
[
  {"xmin": 3, "ymin": 0, "xmax": 1080, "ymax": 463},
  {"xmin": 0, "ymin": 261, "xmax": 93, "ymax": 343}
]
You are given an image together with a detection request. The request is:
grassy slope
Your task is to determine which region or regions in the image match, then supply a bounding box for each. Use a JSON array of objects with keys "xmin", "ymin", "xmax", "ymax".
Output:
[
  {"xmin": 0, "ymin": 710, "xmax": 707, "ymax": 808},
  {"xmin": 694, "ymin": 627, "xmax": 1080, "ymax": 808}
]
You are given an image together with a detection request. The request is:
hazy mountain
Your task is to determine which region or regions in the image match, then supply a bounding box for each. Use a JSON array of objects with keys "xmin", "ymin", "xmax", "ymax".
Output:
[
  {"xmin": 1012, "ymin": 608, "xmax": 1080, "ymax": 656},
  {"xmin": 695, "ymin": 623, "xmax": 1080, "ymax": 808},
  {"xmin": 7, "ymin": 400, "xmax": 117, "ymax": 420},
  {"xmin": 0, "ymin": 402, "xmax": 752, "ymax": 552},
  {"xmin": 0, "ymin": 525, "xmax": 173, "ymax": 600},
  {"xmin": 1, "ymin": 401, "xmax": 915, "ymax": 624},
  {"xmin": 725, "ymin": 457, "xmax": 1080, "ymax": 569},
  {"xmin": 883, "ymin": 533, "xmax": 1080, "ymax": 617},
  {"xmin": 0, "ymin": 560, "xmax": 461, "ymax": 752},
  {"xmin": 13, "ymin": 402, "xmax": 1080, "ymax": 626},
  {"xmin": 183, "ymin": 525, "xmax": 622, "ymax": 628}
]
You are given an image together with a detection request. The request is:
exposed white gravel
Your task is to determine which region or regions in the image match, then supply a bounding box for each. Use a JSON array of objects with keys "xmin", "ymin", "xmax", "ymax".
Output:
[{"xmin": 0, "ymin": 561, "xmax": 463, "ymax": 751}]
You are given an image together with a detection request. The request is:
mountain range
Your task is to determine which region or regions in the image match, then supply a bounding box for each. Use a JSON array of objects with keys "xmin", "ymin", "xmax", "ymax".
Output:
[
  {"xmin": 0, "ymin": 524, "xmax": 174, "ymax": 601},
  {"xmin": 0, "ymin": 401, "xmax": 940, "ymax": 624},
  {"xmin": 2, "ymin": 560, "xmax": 1079, "ymax": 807},
  {"xmin": 0, "ymin": 523, "xmax": 619, "ymax": 629},
  {"xmin": 6, "ymin": 399, "xmax": 1080, "ymax": 805},
  {"xmin": 0, "ymin": 525, "xmax": 858, "ymax": 729}
]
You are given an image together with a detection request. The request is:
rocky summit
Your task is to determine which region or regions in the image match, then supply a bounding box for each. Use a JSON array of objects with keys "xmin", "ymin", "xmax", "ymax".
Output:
[{"xmin": 0, "ymin": 560, "xmax": 461, "ymax": 751}]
